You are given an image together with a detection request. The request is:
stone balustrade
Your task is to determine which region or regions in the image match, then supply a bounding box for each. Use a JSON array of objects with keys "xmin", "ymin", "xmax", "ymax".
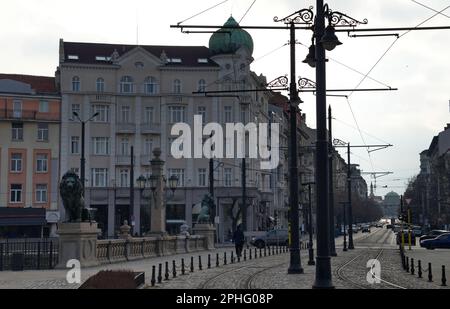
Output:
[{"xmin": 96, "ymin": 235, "xmax": 207, "ymax": 265}]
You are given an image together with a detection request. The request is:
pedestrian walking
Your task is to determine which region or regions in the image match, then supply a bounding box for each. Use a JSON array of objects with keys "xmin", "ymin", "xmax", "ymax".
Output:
[{"xmin": 233, "ymin": 224, "xmax": 245, "ymax": 258}]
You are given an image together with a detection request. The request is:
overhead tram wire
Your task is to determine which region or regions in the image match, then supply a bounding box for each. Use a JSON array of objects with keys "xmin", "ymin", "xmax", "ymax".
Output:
[
  {"xmin": 177, "ymin": 0, "xmax": 230, "ymax": 25},
  {"xmin": 411, "ymin": 0, "xmax": 450, "ymax": 19},
  {"xmin": 341, "ymin": 5, "xmax": 450, "ymax": 178},
  {"xmin": 332, "ymin": 117, "xmax": 392, "ymax": 145},
  {"xmin": 239, "ymin": 0, "xmax": 257, "ymax": 24}
]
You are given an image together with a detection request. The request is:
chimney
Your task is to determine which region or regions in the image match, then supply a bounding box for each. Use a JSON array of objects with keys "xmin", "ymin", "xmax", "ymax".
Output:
[{"xmin": 59, "ymin": 39, "xmax": 65, "ymax": 63}]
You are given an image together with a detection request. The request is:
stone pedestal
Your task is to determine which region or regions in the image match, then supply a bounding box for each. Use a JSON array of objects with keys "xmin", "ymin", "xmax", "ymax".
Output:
[
  {"xmin": 119, "ymin": 221, "xmax": 132, "ymax": 240},
  {"xmin": 193, "ymin": 224, "xmax": 216, "ymax": 250},
  {"xmin": 56, "ymin": 222, "xmax": 100, "ymax": 269}
]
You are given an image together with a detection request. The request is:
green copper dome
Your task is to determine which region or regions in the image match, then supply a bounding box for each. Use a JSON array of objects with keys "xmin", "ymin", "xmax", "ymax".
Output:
[{"xmin": 209, "ymin": 16, "xmax": 254, "ymax": 56}]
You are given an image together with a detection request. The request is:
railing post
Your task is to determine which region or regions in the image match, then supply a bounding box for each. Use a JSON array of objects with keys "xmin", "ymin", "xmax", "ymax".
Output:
[
  {"xmin": 208, "ymin": 254, "xmax": 211, "ymax": 269},
  {"xmin": 158, "ymin": 263, "xmax": 162, "ymax": 283},
  {"xmin": 418, "ymin": 260, "xmax": 422, "ymax": 278},
  {"xmin": 172, "ymin": 260, "xmax": 177, "ymax": 278},
  {"xmin": 37, "ymin": 241, "xmax": 41, "ymax": 270},
  {"xmin": 165, "ymin": 261, "xmax": 169, "ymax": 280},
  {"xmin": 181, "ymin": 258, "xmax": 185, "ymax": 275},
  {"xmin": 216, "ymin": 253, "xmax": 219, "ymax": 267},
  {"xmin": 190, "ymin": 256, "xmax": 194, "ymax": 273},
  {"xmin": 428, "ymin": 263, "xmax": 433, "ymax": 282},
  {"xmin": 198, "ymin": 256, "xmax": 203, "ymax": 271},
  {"xmin": 151, "ymin": 266, "xmax": 156, "ymax": 286},
  {"xmin": 142, "ymin": 240, "xmax": 145, "ymax": 258},
  {"xmin": 49, "ymin": 241, "xmax": 53, "ymax": 269},
  {"xmin": 0, "ymin": 243, "xmax": 3, "ymax": 271},
  {"xmin": 224, "ymin": 252, "xmax": 227, "ymax": 265},
  {"xmin": 442, "ymin": 266, "xmax": 447, "ymax": 287},
  {"xmin": 107, "ymin": 241, "xmax": 111, "ymax": 263}
]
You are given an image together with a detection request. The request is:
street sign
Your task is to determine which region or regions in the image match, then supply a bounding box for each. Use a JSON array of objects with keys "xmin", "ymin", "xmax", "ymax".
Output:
[{"xmin": 405, "ymin": 198, "xmax": 412, "ymax": 205}]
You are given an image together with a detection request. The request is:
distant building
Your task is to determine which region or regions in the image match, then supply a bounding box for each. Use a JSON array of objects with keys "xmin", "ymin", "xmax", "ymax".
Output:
[
  {"xmin": 382, "ymin": 191, "xmax": 400, "ymax": 218},
  {"xmin": 0, "ymin": 74, "xmax": 61, "ymax": 238}
]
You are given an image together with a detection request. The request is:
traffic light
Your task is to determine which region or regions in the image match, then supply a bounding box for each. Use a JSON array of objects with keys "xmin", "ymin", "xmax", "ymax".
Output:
[{"xmin": 398, "ymin": 213, "xmax": 407, "ymax": 222}]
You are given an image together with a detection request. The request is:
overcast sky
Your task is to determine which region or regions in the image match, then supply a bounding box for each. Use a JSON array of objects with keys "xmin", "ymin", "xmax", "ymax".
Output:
[{"xmin": 1, "ymin": 0, "xmax": 449, "ymax": 197}]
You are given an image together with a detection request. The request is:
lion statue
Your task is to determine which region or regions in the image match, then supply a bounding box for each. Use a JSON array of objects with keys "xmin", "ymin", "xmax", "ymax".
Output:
[
  {"xmin": 60, "ymin": 171, "xmax": 84, "ymax": 222},
  {"xmin": 197, "ymin": 194, "xmax": 215, "ymax": 224}
]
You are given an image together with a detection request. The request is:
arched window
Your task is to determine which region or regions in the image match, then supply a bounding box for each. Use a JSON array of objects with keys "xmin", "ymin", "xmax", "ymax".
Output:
[
  {"xmin": 120, "ymin": 76, "xmax": 134, "ymax": 94},
  {"xmin": 72, "ymin": 76, "xmax": 80, "ymax": 92},
  {"xmin": 173, "ymin": 79, "xmax": 182, "ymax": 94},
  {"xmin": 144, "ymin": 76, "xmax": 159, "ymax": 95},
  {"xmin": 198, "ymin": 79, "xmax": 206, "ymax": 92},
  {"xmin": 96, "ymin": 78, "xmax": 105, "ymax": 93}
]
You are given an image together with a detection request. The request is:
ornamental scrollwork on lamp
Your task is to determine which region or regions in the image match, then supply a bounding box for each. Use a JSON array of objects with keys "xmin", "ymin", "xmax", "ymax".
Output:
[
  {"xmin": 324, "ymin": 4, "xmax": 368, "ymax": 27},
  {"xmin": 298, "ymin": 77, "xmax": 317, "ymax": 89},
  {"xmin": 273, "ymin": 6, "xmax": 315, "ymax": 24},
  {"xmin": 266, "ymin": 75, "xmax": 289, "ymax": 89}
]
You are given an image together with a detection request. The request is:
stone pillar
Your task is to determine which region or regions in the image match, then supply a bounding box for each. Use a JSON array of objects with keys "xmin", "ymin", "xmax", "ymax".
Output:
[
  {"xmin": 56, "ymin": 222, "xmax": 100, "ymax": 269},
  {"xmin": 119, "ymin": 220, "xmax": 132, "ymax": 240},
  {"xmin": 193, "ymin": 224, "xmax": 216, "ymax": 250},
  {"xmin": 150, "ymin": 148, "xmax": 166, "ymax": 236}
]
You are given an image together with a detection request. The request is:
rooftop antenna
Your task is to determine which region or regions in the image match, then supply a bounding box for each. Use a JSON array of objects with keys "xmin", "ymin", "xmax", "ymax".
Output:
[{"xmin": 136, "ymin": 8, "xmax": 139, "ymax": 45}]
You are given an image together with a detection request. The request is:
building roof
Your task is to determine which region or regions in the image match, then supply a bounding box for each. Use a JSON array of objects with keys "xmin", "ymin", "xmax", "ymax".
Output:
[
  {"xmin": 0, "ymin": 74, "xmax": 57, "ymax": 95},
  {"xmin": 62, "ymin": 41, "xmax": 219, "ymax": 67},
  {"xmin": 209, "ymin": 16, "xmax": 254, "ymax": 56}
]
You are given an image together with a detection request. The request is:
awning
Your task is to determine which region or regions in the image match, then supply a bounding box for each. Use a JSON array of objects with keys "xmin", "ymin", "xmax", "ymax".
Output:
[{"xmin": 0, "ymin": 208, "xmax": 46, "ymax": 226}]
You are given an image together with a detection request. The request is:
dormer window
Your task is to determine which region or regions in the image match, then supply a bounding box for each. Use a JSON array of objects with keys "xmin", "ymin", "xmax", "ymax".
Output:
[
  {"xmin": 68, "ymin": 55, "xmax": 79, "ymax": 60},
  {"xmin": 120, "ymin": 76, "xmax": 134, "ymax": 94},
  {"xmin": 96, "ymin": 56, "xmax": 111, "ymax": 62}
]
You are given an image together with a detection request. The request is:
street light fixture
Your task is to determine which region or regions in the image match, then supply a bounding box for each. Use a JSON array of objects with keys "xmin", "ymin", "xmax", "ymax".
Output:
[
  {"xmin": 320, "ymin": 25, "xmax": 342, "ymax": 51},
  {"xmin": 302, "ymin": 37, "xmax": 316, "ymax": 68},
  {"xmin": 72, "ymin": 111, "xmax": 100, "ymax": 216}
]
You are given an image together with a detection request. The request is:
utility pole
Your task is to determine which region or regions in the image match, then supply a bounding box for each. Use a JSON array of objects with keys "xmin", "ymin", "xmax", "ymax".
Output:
[
  {"xmin": 242, "ymin": 158, "xmax": 247, "ymax": 232},
  {"xmin": 130, "ymin": 146, "xmax": 135, "ymax": 235},
  {"xmin": 328, "ymin": 105, "xmax": 337, "ymax": 256},
  {"xmin": 347, "ymin": 143, "xmax": 355, "ymax": 250},
  {"xmin": 313, "ymin": 0, "xmax": 332, "ymax": 288},
  {"xmin": 287, "ymin": 22, "xmax": 304, "ymax": 275}
]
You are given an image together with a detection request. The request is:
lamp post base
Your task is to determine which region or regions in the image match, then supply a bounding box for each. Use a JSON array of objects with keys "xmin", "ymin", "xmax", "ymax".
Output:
[
  {"xmin": 288, "ymin": 266, "xmax": 304, "ymax": 274},
  {"xmin": 313, "ymin": 256, "xmax": 335, "ymax": 289}
]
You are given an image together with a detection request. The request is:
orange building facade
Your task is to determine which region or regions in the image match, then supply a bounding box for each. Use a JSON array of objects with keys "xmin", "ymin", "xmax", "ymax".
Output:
[{"xmin": 0, "ymin": 74, "xmax": 61, "ymax": 238}]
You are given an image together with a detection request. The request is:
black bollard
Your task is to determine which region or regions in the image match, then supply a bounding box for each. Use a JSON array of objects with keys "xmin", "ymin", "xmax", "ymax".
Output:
[
  {"xmin": 264, "ymin": 247, "xmax": 267, "ymax": 257},
  {"xmin": 181, "ymin": 258, "xmax": 185, "ymax": 275},
  {"xmin": 406, "ymin": 257, "xmax": 410, "ymax": 273},
  {"xmin": 442, "ymin": 266, "xmax": 447, "ymax": 287},
  {"xmin": 224, "ymin": 252, "xmax": 227, "ymax": 265},
  {"xmin": 418, "ymin": 260, "xmax": 422, "ymax": 278},
  {"xmin": 244, "ymin": 249, "xmax": 247, "ymax": 261},
  {"xmin": 158, "ymin": 264, "xmax": 162, "ymax": 284},
  {"xmin": 190, "ymin": 256, "xmax": 194, "ymax": 273},
  {"xmin": 231, "ymin": 252, "xmax": 234, "ymax": 264},
  {"xmin": 428, "ymin": 263, "xmax": 433, "ymax": 282},
  {"xmin": 249, "ymin": 248, "xmax": 252, "ymax": 260},
  {"xmin": 255, "ymin": 248, "xmax": 258, "ymax": 259},
  {"xmin": 268, "ymin": 246, "xmax": 271, "ymax": 256},
  {"xmin": 410, "ymin": 258, "xmax": 415, "ymax": 275},
  {"xmin": 198, "ymin": 256, "xmax": 203, "ymax": 271},
  {"xmin": 151, "ymin": 265, "xmax": 156, "ymax": 287},
  {"xmin": 272, "ymin": 246, "xmax": 275, "ymax": 255},
  {"xmin": 208, "ymin": 254, "xmax": 211, "ymax": 269},
  {"xmin": 237, "ymin": 254, "xmax": 241, "ymax": 263},
  {"xmin": 172, "ymin": 260, "xmax": 177, "ymax": 278},
  {"xmin": 216, "ymin": 253, "xmax": 220, "ymax": 267},
  {"xmin": 165, "ymin": 261, "xmax": 169, "ymax": 280}
]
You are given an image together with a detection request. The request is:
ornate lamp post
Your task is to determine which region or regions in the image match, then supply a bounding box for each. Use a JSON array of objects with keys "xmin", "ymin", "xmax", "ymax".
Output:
[{"xmin": 72, "ymin": 111, "xmax": 99, "ymax": 214}]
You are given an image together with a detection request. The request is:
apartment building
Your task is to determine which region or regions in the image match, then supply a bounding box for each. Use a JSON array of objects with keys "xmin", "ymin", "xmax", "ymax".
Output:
[
  {"xmin": 0, "ymin": 74, "xmax": 61, "ymax": 238},
  {"xmin": 57, "ymin": 17, "xmax": 283, "ymax": 240}
]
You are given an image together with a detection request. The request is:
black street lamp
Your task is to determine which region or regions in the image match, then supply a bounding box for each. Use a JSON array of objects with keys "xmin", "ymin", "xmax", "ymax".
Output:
[
  {"xmin": 73, "ymin": 111, "xmax": 99, "ymax": 212},
  {"xmin": 302, "ymin": 182, "xmax": 316, "ymax": 266}
]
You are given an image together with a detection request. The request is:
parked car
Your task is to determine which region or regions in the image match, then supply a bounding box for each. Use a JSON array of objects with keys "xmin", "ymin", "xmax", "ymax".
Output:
[
  {"xmin": 419, "ymin": 230, "xmax": 449, "ymax": 245},
  {"xmin": 362, "ymin": 225, "xmax": 371, "ymax": 233},
  {"xmin": 420, "ymin": 233, "xmax": 450, "ymax": 249},
  {"xmin": 251, "ymin": 229, "xmax": 289, "ymax": 248}
]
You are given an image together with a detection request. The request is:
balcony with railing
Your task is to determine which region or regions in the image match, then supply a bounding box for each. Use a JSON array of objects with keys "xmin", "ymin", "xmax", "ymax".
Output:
[
  {"xmin": 140, "ymin": 123, "xmax": 161, "ymax": 134},
  {"xmin": 116, "ymin": 123, "xmax": 136, "ymax": 134},
  {"xmin": 0, "ymin": 109, "xmax": 60, "ymax": 122},
  {"xmin": 90, "ymin": 94, "xmax": 112, "ymax": 103}
]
